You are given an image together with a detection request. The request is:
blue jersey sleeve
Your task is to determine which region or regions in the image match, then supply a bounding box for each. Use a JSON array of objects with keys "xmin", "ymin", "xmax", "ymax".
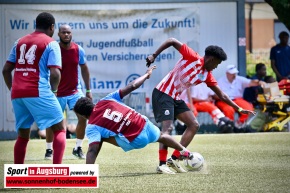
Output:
[
  {"xmin": 47, "ymin": 41, "xmax": 62, "ymax": 68},
  {"xmin": 78, "ymin": 45, "xmax": 86, "ymax": 65},
  {"xmin": 101, "ymin": 90, "xmax": 122, "ymax": 102},
  {"xmin": 7, "ymin": 39, "xmax": 19, "ymax": 63},
  {"xmin": 270, "ymin": 46, "xmax": 276, "ymax": 60}
]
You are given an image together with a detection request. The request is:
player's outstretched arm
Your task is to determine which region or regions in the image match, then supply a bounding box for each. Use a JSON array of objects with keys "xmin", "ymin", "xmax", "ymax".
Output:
[
  {"xmin": 146, "ymin": 38, "xmax": 183, "ymax": 67},
  {"xmin": 209, "ymin": 85, "xmax": 256, "ymax": 115},
  {"xmin": 120, "ymin": 65, "xmax": 156, "ymax": 98},
  {"xmin": 80, "ymin": 63, "xmax": 93, "ymax": 100}
]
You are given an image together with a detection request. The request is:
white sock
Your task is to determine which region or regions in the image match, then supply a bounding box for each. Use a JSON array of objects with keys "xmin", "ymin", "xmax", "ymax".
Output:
[
  {"xmin": 46, "ymin": 142, "xmax": 53, "ymax": 150},
  {"xmin": 179, "ymin": 146, "xmax": 188, "ymax": 155},
  {"xmin": 74, "ymin": 139, "xmax": 83, "ymax": 150}
]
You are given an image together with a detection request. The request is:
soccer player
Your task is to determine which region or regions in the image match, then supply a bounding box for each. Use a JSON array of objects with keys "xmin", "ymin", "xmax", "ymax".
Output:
[
  {"xmin": 146, "ymin": 38, "xmax": 255, "ymax": 174},
  {"xmin": 74, "ymin": 65, "xmax": 192, "ymax": 174},
  {"xmin": 2, "ymin": 12, "xmax": 66, "ymax": 164},
  {"xmin": 45, "ymin": 24, "xmax": 92, "ymax": 160}
]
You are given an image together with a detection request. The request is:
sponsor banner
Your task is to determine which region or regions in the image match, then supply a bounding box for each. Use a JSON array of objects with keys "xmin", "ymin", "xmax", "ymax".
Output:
[
  {"xmin": 4, "ymin": 164, "xmax": 99, "ymax": 188},
  {"xmin": 4, "ymin": 8, "xmax": 199, "ymax": 123},
  {"xmin": 5, "ymin": 8, "xmax": 200, "ymax": 94},
  {"xmin": 2, "ymin": 3, "xmax": 238, "ymax": 131}
]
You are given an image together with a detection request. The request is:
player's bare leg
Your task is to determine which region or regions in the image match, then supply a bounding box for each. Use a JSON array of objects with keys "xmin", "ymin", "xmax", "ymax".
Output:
[
  {"xmin": 171, "ymin": 110, "xmax": 199, "ymax": 159},
  {"xmin": 157, "ymin": 120, "xmax": 178, "ymax": 174},
  {"xmin": 158, "ymin": 133, "xmax": 189, "ymax": 153},
  {"xmin": 45, "ymin": 128, "xmax": 54, "ymax": 160},
  {"xmin": 72, "ymin": 114, "xmax": 87, "ymax": 159},
  {"xmin": 159, "ymin": 120, "xmax": 174, "ymax": 165},
  {"xmin": 161, "ymin": 111, "xmax": 198, "ymax": 173}
]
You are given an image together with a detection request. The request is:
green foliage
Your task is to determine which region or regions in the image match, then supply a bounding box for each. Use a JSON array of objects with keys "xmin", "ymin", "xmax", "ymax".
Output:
[
  {"xmin": 265, "ymin": 0, "xmax": 290, "ymax": 31},
  {"xmin": 246, "ymin": 50, "xmax": 276, "ymax": 78},
  {"xmin": 1, "ymin": 133, "xmax": 290, "ymax": 193}
]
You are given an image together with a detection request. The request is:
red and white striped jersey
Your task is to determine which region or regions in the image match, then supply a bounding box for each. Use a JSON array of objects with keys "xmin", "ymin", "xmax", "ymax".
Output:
[{"xmin": 156, "ymin": 44, "xmax": 217, "ymax": 100}]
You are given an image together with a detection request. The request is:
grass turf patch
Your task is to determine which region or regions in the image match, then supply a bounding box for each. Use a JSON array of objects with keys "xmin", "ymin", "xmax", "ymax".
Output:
[{"xmin": 0, "ymin": 132, "xmax": 290, "ymax": 193}]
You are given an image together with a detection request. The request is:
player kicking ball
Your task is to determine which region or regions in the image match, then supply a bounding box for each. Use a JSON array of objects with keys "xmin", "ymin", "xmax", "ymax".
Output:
[{"xmin": 74, "ymin": 65, "xmax": 191, "ymax": 174}]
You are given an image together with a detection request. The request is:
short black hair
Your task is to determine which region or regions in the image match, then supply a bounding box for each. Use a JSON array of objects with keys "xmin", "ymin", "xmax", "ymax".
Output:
[
  {"xmin": 255, "ymin": 63, "xmax": 266, "ymax": 72},
  {"xmin": 279, "ymin": 31, "xmax": 289, "ymax": 38},
  {"xmin": 205, "ymin": 45, "xmax": 227, "ymax": 61},
  {"xmin": 36, "ymin": 12, "xmax": 55, "ymax": 30},
  {"xmin": 74, "ymin": 97, "xmax": 94, "ymax": 118}
]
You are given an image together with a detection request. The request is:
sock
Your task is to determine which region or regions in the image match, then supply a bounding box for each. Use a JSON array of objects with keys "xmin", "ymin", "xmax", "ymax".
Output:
[
  {"xmin": 53, "ymin": 130, "xmax": 66, "ymax": 164},
  {"xmin": 179, "ymin": 146, "xmax": 187, "ymax": 155},
  {"xmin": 159, "ymin": 149, "xmax": 168, "ymax": 166},
  {"xmin": 46, "ymin": 142, "xmax": 53, "ymax": 150},
  {"xmin": 74, "ymin": 139, "xmax": 83, "ymax": 150},
  {"xmin": 14, "ymin": 136, "xmax": 29, "ymax": 164},
  {"xmin": 172, "ymin": 149, "xmax": 181, "ymax": 160}
]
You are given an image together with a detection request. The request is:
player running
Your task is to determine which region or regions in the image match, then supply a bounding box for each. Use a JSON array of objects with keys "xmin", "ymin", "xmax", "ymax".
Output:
[{"xmin": 146, "ymin": 38, "xmax": 255, "ymax": 174}]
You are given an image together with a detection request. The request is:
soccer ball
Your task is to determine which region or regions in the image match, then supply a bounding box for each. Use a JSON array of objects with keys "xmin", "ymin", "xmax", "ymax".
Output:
[{"xmin": 183, "ymin": 152, "xmax": 204, "ymax": 171}]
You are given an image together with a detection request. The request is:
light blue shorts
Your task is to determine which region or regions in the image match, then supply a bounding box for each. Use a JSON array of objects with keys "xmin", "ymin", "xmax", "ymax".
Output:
[
  {"xmin": 115, "ymin": 119, "xmax": 160, "ymax": 152},
  {"xmin": 86, "ymin": 119, "xmax": 160, "ymax": 152},
  {"xmin": 57, "ymin": 91, "xmax": 84, "ymax": 111},
  {"xmin": 12, "ymin": 92, "xmax": 63, "ymax": 132}
]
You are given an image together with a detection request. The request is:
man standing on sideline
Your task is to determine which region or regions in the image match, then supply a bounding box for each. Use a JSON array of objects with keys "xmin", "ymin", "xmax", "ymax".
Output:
[
  {"xmin": 45, "ymin": 24, "xmax": 92, "ymax": 160},
  {"xmin": 270, "ymin": 31, "xmax": 290, "ymax": 81},
  {"xmin": 146, "ymin": 38, "xmax": 255, "ymax": 174},
  {"xmin": 2, "ymin": 12, "xmax": 66, "ymax": 164}
]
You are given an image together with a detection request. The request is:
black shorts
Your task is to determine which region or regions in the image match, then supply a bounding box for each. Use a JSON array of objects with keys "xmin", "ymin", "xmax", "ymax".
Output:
[{"xmin": 152, "ymin": 88, "xmax": 190, "ymax": 123}]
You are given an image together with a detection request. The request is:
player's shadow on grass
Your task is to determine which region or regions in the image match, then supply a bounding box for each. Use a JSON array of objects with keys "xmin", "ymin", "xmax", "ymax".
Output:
[
  {"xmin": 101, "ymin": 172, "xmax": 157, "ymax": 178},
  {"xmin": 281, "ymin": 154, "xmax": 290, "ymax": 157}
]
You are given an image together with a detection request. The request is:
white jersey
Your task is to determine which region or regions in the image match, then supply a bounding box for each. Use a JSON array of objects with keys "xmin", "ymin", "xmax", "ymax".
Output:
[
  {"xmin": 180, "ymin": 82, "xmax": 214, "ymax": 103},
  {"xmin": 217, "ymin": 75, "xmax": 251, "ymax": 99}
]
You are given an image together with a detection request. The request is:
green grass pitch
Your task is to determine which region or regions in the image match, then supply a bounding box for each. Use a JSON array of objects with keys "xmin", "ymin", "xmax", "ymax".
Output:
[{"xmin": 1, "ymin": 133, "xmax": 290, "ymax": 193}]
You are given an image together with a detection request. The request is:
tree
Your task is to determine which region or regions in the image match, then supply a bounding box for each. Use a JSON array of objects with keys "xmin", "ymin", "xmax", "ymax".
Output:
[{"xmin": 265, "ymin": 0, "xmax": 290, "ymax": 31}]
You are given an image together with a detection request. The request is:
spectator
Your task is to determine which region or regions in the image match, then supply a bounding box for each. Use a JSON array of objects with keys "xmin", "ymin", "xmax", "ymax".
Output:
[
  {"xmin": 180, "ymin": 83, "xmax": 234, "ymax": 133},
  {"xmin": 216, "ymin": 65, "xmax": 265, "ymax": 126},
  {"xmin": 270, "ymin": 31, "xmax": 290, "ymax": 81},
  {"xmin": 244, "ymin": 63, "xmax": 267, "ymax": 104},
  {"xmin": 252, "ymin": 63, "xmax": 267, "ymax": 80}
]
